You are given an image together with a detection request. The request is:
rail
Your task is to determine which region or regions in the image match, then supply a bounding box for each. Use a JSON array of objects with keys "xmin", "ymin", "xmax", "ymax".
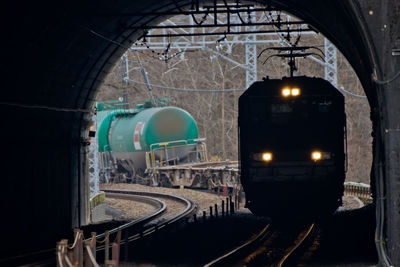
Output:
[
  {"xmin": 277, "ymin": 223, "xmax": 316, "ymax": 267},
  {"xmin": 204, "ymin": 224, "xmax": 272, "ymax": 267},
  {"xmin": 204, "ymin": 222, "xmax": 319, "ymax": 267}
]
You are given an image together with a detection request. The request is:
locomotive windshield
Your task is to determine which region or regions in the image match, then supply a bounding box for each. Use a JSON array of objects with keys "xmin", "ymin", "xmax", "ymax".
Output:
[
  {"xmin": 245, "ymin": 95, "xmax": 343, "ymax": 154},
  {"xmin": 250, "ymin": 97, "xmax": 336, "ymax": 124}
]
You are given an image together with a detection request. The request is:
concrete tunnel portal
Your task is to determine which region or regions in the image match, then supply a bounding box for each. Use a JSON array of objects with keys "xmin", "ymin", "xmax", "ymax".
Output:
[{"xmin": 2, "ymin": 0, "xmax": 400, "ymax": 265}]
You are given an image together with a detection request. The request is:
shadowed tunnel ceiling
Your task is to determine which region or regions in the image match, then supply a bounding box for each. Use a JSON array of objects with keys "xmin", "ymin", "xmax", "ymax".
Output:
[{"xmin": 2, "ymin": 0, "xmax": 400, "ymax": 264}]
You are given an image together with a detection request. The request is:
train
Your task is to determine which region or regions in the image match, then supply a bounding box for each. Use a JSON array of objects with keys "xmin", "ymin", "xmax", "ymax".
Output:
[
  {"xmin": 239, "ymin": 76, "xmax": 346, "ymax": 218},
  {"xmin": 97, "ymin": 99, "xmax": 205, "ymax": 183},
  {"xmin": 96, "ymin": 99, "xmax": 241, "ymax": 191}
]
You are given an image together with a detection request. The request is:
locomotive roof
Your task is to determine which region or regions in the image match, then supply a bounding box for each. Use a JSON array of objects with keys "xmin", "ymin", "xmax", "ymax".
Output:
[{"xmin": 241, "ymin": 76, "xmax": 344, "ymax": 99}]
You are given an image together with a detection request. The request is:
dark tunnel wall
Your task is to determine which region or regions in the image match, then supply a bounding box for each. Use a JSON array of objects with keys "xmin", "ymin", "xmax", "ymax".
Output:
[{"xmin": 1, "ymin": 0, "xmax": 399, "ymax": 263}]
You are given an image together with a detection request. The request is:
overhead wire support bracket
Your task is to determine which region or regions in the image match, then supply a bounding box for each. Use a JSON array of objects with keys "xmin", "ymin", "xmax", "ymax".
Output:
[
  {"xmin": 109, "ymin": 7, "xmax": 282, "ymax": 17},
  {"xmin": 131, "ymin": 21, "xmax": 306, "ymax": 30},
  {"xmin": 141, "ymin": 28, "xmax": 313, "ymax": 38}
]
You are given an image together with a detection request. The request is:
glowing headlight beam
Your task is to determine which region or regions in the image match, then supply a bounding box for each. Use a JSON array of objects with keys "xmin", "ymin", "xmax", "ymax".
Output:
[
  {"xmin": 291, "ymin": 88, "xmax": 300, "ymax": 96},
  {"xmin": 312, "ymin": 151, "xmax": 322, "ymax": 161},
  {"xmin": 282, "ymin": 88, "xmax": 291, "ymax": 97},
  {"xmin": 262, "ymin": 152, "xmax": 272, "ymax": 161}
]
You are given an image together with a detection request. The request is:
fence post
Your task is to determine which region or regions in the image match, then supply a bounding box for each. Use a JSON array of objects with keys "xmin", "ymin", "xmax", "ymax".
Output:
[
  {"xmin": 84, "ymin": 240, "xmax": 93, "ymax": 267},
  {"xmin": 235, "ymin": 193, "xmax": 239, "ymax": 211},
  {"xmin": 91, "ymin": 232, "xmax": 97, "ymax": 259},
  {"xmin": 105, "ymin": 260, "xmax": 116, "ymax": 267},
  {"xmin": 209, "ymin": 206, "xmax": 213, "ymax": 218},
  {"xmin": 226, "ymin": 197, "xmax": 229, "ymax": 215},
  {"xmin": 215, "ymin": 204, "xmax": 218, "ymax": 218},
  {"xmin": 56, "ymin": 241, "xmax": 65, "ymax": 267},
  {"xmin": 222, "ymin": 200, "xmax": 225, "ymax": 217},
  {"xmin": 116, "ymin": 230, "xmax": 121, "ymax": 246},
  {"xmin": 78, "ymin": 230, "xmax": 84, "ymax": 267},
  {"xmin": 203, "ymin": 211, "xmax": 206, "ymax": 222},
  {"xmin": 73, "ymin": 228, "xmax": 80, "ymax": 266},
  {"xmin": 61, "ymin": 239, "xmax": 68, "ymax": 264},
  {"xmin": 229, "ymin": 195, "xmax": 235, "ymax": 215},
  {"xmin": 67, "ymin": 250, "xmax": 74, "ymax": 264},
  {"xmin": 124, "ymin": 228, "xmax": 129, "ymax": 261},
  {"xmin": 105, "ymin": 230, "xmax": 110, "ymax": 263},
  {"xmin": 112, "ymin": 242, "xmax": 120, "ymax": 267}
]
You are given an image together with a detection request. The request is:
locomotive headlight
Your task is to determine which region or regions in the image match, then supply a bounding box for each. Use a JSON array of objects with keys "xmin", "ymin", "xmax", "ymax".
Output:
[
  {"xmin": 311, "ymin": 151, "xmax": 322, "ymax": 161},
  {"xmin": 252, "ymin": 152, "xmax": 273, "ymax": 162},
  {"xmin": 311, "ymin": 151, "xmax": 332, "ymax": 161},
  {"xmin": 291, "ymin": 88, "xmax": 300, "ymax": 96},
  {"xmin": 282, "ymin": 88, "xmax": 291, "ymax": 97},
  {"xmin": 262, "ymin": 152, "xmax": 273, "ymax": 161}
]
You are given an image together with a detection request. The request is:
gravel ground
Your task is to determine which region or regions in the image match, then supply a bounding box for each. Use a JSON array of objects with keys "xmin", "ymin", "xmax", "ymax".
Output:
[
  {"xmin": 104, "ymin": 198, "xmax": 158, "ymax": 220},
  {"xmin": 99, "ymin": 183, "xmax": 363, "ymax": 222}
]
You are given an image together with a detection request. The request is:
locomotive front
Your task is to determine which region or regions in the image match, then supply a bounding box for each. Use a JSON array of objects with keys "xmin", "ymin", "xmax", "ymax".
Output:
[{"xmin": 239, "ymin": 76, "xmax": 346, "ymax": 218}]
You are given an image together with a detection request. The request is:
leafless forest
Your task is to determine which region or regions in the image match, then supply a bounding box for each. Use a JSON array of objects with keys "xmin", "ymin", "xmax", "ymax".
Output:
[{"xmin": 96, "ymin": 26, "xmax": 372, "ymax": 184}]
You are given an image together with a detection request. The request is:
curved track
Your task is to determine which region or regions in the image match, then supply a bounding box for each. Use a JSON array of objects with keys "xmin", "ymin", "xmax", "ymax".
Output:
[
  {"xmin": 92, "ymin": 191, "xmax": 168, "ymax": 242},
  {"xmin": 96, "ymin": 189, "xmax": 197, "ymax": 246}
]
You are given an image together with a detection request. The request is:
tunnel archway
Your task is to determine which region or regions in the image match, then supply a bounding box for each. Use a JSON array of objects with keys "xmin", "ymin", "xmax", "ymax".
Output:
[{"xmin": 3, "ymin": 0, "xmax": 399, "ymax": 264}]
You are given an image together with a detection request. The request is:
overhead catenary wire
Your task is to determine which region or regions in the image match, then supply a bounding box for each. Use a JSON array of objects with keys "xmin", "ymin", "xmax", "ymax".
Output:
[
  {"xmin": 0, "ymin": 101, "xmax": 91, "ymax": 113},
  {"xmin": 90, "ymin": 20, "xmax": 367, "ymax": 99},
  {"xmin": 338, "ymin": 87, "xmax": 367, "ymax": 98},
  {"xmin": 127, "ymin": 78, "xmax": 245, "ymax": 92},
  {"xmin": 128, "ymin": 78, "xmax": 368, "ymax": 98}
]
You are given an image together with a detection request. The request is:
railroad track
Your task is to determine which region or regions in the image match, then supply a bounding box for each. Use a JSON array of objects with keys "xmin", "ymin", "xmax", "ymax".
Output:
[
  {"xmin": 93, "ymin": 191, "xmax": 168, "ymax": 242},
  {"xmin": 204, "ymin": 223, "xmax": 319, "ymax": 267},
  {"xmin": 98, "ymin": 189, "xmax": 197, "ymax": 246}
]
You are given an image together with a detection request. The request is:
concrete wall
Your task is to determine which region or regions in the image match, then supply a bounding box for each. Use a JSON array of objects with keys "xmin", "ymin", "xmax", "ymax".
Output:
[
  {"xmin": 358, "ymin": 0, "xmax": 400, "ymax": 264},
  {"xmin": 2, "ymin": 0, "xmax": 399, "ymax": 264}
]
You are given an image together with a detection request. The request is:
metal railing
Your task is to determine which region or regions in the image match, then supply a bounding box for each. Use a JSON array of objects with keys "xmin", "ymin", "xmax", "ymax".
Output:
[{"xmin": 146, "ymin": 139, "xmax": 208, "ymax": 168}]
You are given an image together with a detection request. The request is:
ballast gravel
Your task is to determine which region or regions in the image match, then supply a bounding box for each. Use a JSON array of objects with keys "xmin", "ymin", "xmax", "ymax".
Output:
[
  {"xmin": 99, "ymin": 183, "xmax": 364, "ymax": 222},
  {"xmin": 101, "ymin": 183, "xmax": 240, "ymax": 220}
]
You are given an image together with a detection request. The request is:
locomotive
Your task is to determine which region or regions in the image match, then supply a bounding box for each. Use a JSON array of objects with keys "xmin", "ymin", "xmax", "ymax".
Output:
[{"xmin": 239, "ymin": 76, "xmax": 346, "ymax": 218}]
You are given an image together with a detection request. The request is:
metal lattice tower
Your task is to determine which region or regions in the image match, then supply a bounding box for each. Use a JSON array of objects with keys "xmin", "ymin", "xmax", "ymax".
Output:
[
  {"xmin": 324, "ymin": 38, "xmax": 338, "ymax": 87},
  {"xmin": 245, "ymin": 30, "xmax": 257, "ymax": 88},
  {"xmin": 245, "ymin": 9, "xmax": 257, "ymax": 88},
  {"xmin": 88, "ymin": 114, "xmax": 100, "ymax": 197},
  {"xmin": 121, "ymin": 52, "xmax": 129, "ymax": 107}
]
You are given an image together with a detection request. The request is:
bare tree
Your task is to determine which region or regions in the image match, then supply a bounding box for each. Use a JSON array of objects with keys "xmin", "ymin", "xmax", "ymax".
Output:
[{"xmin": 96, "ymin": 18, "xmax": 372, "ymax": 184}]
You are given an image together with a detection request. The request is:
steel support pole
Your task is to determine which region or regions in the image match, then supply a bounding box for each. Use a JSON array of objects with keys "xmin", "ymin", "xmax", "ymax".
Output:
[{"xmin": 324, "ymin": 38, "xmax": 338, "ymax": 87}]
